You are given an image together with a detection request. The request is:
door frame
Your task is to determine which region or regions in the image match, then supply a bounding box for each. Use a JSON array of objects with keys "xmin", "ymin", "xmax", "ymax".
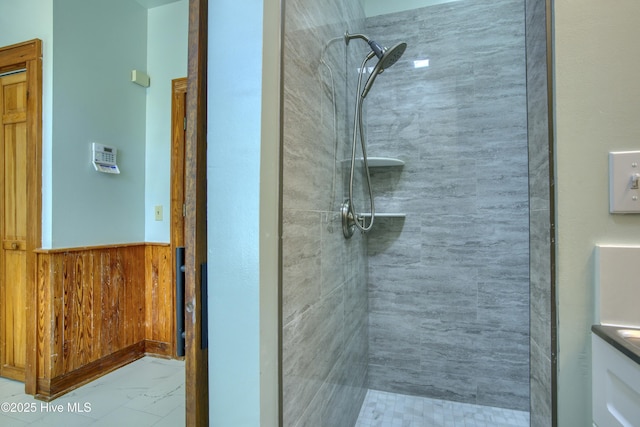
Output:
[
  {"xmin": 0, "ymin": 39, "xmax": 42, "ymax": 395},
  {"xmin": 170, "ymin": 77, "xmax": 187, "ymax": 359},
  {"xmin": 185, "ymin": 0, "xmax": 209, "ymax": 424},
  {"xmin": 170, "ymin": 77, "xmax": 187, "ymax": 252}
]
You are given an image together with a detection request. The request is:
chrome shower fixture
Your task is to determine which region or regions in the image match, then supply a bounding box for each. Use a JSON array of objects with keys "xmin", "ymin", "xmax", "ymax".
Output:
[
  {"xmin": 342, "ymin": 31, "xmax": 408, "ymax": 238},
  {"xmin": 344, "ymin": 32, "xmax": 407, "ymax": 98}
]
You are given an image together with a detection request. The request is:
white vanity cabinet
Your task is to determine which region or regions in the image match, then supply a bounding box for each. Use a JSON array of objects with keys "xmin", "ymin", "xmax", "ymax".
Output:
[{"xmin": 592, "ymin": 332, "xmax": 640, "ymax": 427}]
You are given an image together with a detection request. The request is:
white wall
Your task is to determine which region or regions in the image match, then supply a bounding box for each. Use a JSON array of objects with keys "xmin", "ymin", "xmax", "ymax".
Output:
[
  {"xmin": 0, "ymin": 0, "xmax": 54, "ymax": 247},
  {"xmin": 554, "ymin": 1, "xmax": 640, "ymax": 425},
  {"xmin": 144, "ymin": 0, "xmax": 188, "ymax": 242},
  {"xmin": 52, "ymin": 0, "xmax": 148, "ymax": 247}
]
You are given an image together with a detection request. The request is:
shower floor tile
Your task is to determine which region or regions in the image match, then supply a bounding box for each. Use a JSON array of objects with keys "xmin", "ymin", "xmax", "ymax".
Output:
[{"xmin": 355, "ymin": 389, "xmax": 530, "ymax": 427}]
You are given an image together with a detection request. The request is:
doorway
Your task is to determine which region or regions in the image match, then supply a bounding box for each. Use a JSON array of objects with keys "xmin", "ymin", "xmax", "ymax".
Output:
[
  {"xmin": 0, "ymin": 1, "xmax": 209, "ymax": 423},
  {"xmin": 0, "ymin": 18, "xmax": 207, "ymax": 427},
  {"xmin": 0, "ymin": 70, "xmax": 28, "ymax": 382},
  {"xmin": 0, "ymin": 40, "xmax": 42, "ymax": 391}
]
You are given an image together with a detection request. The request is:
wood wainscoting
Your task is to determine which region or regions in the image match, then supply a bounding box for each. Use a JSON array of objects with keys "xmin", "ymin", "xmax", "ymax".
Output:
[{"xmin": 33, "ymin": 243, "xmax": 175, "ymax": 400}]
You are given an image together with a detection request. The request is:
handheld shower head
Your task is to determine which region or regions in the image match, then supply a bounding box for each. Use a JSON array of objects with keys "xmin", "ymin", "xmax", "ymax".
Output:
[
  {"xmin": 378, "ymin": 42, "xmax": 407, "ymax": 69},
  {"xmin": 361, "ymin": 42, "xmax": 407, "ymax": 98},
  {"xmin": 343, "ymin": 32, "xmax": 408, "ymax": 237},
  {"xmin": 344, "ymin": 31, "xmax": 407, "ymax": 97}
]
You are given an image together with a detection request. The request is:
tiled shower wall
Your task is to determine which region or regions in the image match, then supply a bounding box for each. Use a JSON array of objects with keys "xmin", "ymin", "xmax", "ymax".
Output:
[
  {"xmin": 281, "ymin": 0, "xmax": 368, "ymax": 426},
  {"xmin": 526, "ymin": 0, "xmax": 554, "ymax": 425},
  {"xmin": 364, "ymin": 0, "xmax": 530, "ymax": 411}
]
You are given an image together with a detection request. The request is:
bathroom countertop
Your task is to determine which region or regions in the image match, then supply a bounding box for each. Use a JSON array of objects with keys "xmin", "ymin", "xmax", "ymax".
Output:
[{"xmin": 592, "ymin": 324, "xmax": 640, "ymax": 365}]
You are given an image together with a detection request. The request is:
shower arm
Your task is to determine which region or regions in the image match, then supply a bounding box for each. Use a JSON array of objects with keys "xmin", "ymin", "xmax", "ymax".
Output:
[
  {"xmin": 345, "ymin": 32, "xmax": 386, "ymax": 61},
  {"xmin": 344, "ymin": 31, "xmax": 371, "ymax": 45}
]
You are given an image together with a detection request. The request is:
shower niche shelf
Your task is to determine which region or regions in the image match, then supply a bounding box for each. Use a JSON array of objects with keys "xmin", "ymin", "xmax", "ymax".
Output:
[
  {"xmin": 364, "ymin": 157, "xmax": 405, "ymax": 167},
  {"xmin": 360, "ymin": 157, "xmax": 405, "ymax": 219},
  {"xmin": 360, "ymin": 212, "xmax": 406, "ymax": 218},
  {"xmin": 344, "ymin": 157, "xmax": 405, "ymax": 168}
]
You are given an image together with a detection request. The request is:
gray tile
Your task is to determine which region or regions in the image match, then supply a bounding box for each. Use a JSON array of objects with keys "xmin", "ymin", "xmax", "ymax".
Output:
[
  {"xmin": 525, "ymin": 0, "xmax": 553, "ymax": 410},
  {"xmin": 477, "ymin": 278, "xmax": 529, "ymax": 329},
  {"xmin": 526, "ymin": 0, "xmax": 553, "ymax": 420},
  {"xmin": 282, "ymin": 3, "xmax": 371, "ymax": 424},
  {"xmin": 283, "ymin": 0, "xmax": 536, "ymax": 421},
  {"xmin": 421, "ymin": 213, "xmax": 482, "ymax": 247},
  {"xmin": 356, "ymin": 389, "xmax": 530, "ymax": 427},
  {"xmin": 298, "ymin": 350, "xmax": 367, "ymax": 427},
  {"xmin": 420, "ymin": 320, "xmax": 484, "ymax": 379},
  {"xmin": 472, "ymin": 326, "xmax": 530, "ymax": 383},
  {"xmin": 320, "ymin": 212, "xmax": 350, "ymax": 296},
  {"xmin": 530, "ymin": 339, "xmax": 553, "ymax": 427},
  {"xmin": 282, "ymin": 210, "xmax": 323, "ymax": 326},
  {"xmin": 368, "ymin": 265, "xmax": 433, "ymax": 317},
  {"xmin": 413, "ymin": 267, "xmax": 478, "ymax": 322},
  {"xmin": 369, "ymin": 312, "xmax": 422, "ymax": 369},
  {"xmin": 344, "ymin": 274, "xmax": 369, "ymax": 340},
  {"xmin": 477, "ymin": 377, "xmax": 530, "ymax": 412},
  {"xmin": 282, "ymin": 287, "xmax": 346, "ymax": 426},
  {"xmin": 367, "ymin": 216, "xmax": 421, "ymax": 266}
]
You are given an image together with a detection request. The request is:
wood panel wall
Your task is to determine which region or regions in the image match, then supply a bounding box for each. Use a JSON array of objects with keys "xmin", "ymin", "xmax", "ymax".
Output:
[
  {"xmin": 145, "ymin": 244, "xmax": 174, "ymax": 355},
  {"xmin": 34, "ymin": 243, "xmax": 174, "ymax": 400}
]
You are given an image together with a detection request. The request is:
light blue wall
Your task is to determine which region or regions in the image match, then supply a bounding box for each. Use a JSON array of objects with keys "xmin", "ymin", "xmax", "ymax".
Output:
[
  {"xmin": 52, "ymin": 0, "xmax": 148, "ymax": 247},
  {"xmin": 0, "ymin": 0, "xmax": 54, "ymax": 247},
  {"xmin": 1, "ymin": 0, "xmax": 186, "ymax": 248},
  {"xmin": 145, "ymin": 0, "xmax": 188, "ymax": 242},
  {"xmin": 0, "ymin": 2, "xmax": 52, "ymax": 56},
  {"xmin": 207, "ymin": 0, "xmax": 265, "ymax": 424}
]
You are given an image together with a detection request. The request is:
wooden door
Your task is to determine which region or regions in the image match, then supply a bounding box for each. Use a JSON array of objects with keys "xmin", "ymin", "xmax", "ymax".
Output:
[
  {"xmin": 171, "ymin": 77, "xmax": 186, "ymax": 360},
  {"xmin": 185, "ymin": 0, "xmax": 209, "ymax": 424},
  {"xmin": 171, "ymin": 78, "xmax": 187, "ymax": 267},
  {"xmin": 0, "ymin": 39, "xmax": 42, "ymax": 396},
  {"xmin": 0, "ymin": 71, "xmax": 27, "ymax": 381}
]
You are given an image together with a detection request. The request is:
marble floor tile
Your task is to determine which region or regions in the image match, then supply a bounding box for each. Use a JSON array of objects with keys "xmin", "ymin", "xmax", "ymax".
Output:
[{"xmin": 0, "ymin": 357, "xmax": 185, "ymax": 426}]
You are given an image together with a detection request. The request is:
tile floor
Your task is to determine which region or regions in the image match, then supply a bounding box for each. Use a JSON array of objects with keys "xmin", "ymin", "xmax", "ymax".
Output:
[
  {"xmin": 0, "ymin": 357, "xmax": 185, "ymax": 426},
  {"xmin": 356, "ymin": 389, "xmax": 530, "ymax": 427},
  {"xmin": 1, "ymin": 359, "xmax": 530, "ymax": 427}
]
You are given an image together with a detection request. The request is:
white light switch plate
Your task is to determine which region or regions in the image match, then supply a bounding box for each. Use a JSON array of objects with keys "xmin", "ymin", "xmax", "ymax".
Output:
[{"xmin": 609, "ymin": 151, "xmax": 640, "ymax": 213}]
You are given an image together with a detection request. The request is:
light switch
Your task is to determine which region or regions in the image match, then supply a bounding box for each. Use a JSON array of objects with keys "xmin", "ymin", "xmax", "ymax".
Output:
[
  {"xmin": 154, "ymin": 205, "xmax": 163, "ymax": 221},
  {"xmin": 609, "ymin": 151, "xmax": 640, "ymax": 213}
]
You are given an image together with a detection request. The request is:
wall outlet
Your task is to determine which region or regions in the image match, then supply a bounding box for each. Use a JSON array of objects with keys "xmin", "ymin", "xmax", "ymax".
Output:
[{"xmin": 154, "ymin": 205, "xmax": 163, "ymax": 221}]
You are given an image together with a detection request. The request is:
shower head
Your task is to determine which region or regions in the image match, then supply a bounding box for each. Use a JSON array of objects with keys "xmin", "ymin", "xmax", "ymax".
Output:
[
  {"xmin": 367, "ymin": 39, "xmax": 406, "ymax": 68},
  {"xmin": 344, "ymin": 31, "xmax": 407, "ymax": 97},
  {"xmin": 361, "ymin": 42, "xmax": 407, "ymax": 98},
  {"xmin": 377, "ymin": 42, "xmax": 407, "ymax": 69}
]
